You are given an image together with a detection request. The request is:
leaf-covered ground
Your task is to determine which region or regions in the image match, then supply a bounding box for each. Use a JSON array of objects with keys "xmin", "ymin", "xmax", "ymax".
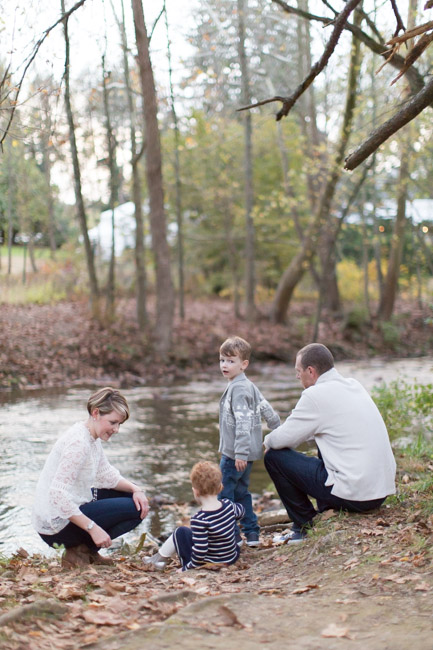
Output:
[
  {"xmin": 1, "ymin": 452, "xmax": 432, "ymax": 650},
  {"xmin": 1, "ymin": 297, "xmax": 432, "ymax": 390}
]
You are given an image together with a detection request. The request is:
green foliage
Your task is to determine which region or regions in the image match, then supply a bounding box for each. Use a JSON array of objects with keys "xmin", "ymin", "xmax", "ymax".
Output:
[
  {"xmin": 379, "ymin": 320, "xmax": 401, "ymax": 350},
  {"xmin": 372, "ymin": 379, "xmax": 433, "ymax": 442}
]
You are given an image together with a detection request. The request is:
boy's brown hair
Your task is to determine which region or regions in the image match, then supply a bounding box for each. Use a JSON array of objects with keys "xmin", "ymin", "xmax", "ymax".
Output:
[
  {"xmin": 219, "ymin": 336, "xmax": 251, "ymax": 361},
  {"xmin": 190, "ymin": 461, "xmax": 223, "ymax": 496}
]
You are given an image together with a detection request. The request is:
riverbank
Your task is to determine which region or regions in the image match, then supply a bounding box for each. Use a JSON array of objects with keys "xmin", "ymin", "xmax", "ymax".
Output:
[
  {"xmin": 0, "ymin": 447, "xmax": 432, "ymax": 650},
  {"xmin": 1, "ymin": 297, "xmax": 432, "ymax": 390}
]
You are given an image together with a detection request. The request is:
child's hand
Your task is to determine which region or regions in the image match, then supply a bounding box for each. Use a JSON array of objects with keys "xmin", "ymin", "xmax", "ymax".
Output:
[{"xmin": 235, "ymin": 459, "xmax": 247, "ymax": 471}]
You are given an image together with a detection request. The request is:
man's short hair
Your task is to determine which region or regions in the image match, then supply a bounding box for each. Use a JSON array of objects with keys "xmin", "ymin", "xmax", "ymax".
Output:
[
  {"xmin": 297, "ymin": 343, "xmax": 334, "ymax": 376},
  {"xmin": 190, "ymin": 461, "xmax": 222, "ymax": 496},
  {"xmin": 219, "ymin": 336, "xmax": 251, "ymax": 361}
]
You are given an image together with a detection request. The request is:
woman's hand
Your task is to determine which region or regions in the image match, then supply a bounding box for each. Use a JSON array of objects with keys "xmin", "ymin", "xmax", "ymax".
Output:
[
  {"xmin": 90, "ymin": 525, "xmax": 112, "ymax": 548},
  {"xmin": 133, "ymin": 490, "xmax": 149, "ymax": 519}
]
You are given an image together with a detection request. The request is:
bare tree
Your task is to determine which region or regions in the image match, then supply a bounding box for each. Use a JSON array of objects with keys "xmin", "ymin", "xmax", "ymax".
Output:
[
  {"xmin": 270, "ymin": 5, "xmax": 362, "ymax": 323},
  {"xmin": 131, "ymin": 0, "xmax": 174, "ymax": 358},
  {"xmin": 61, "ymin": 0, "xmax": 99, "ymax": 314},
  {"xmin": 101, "ymin": 55, "xmax": 120, "ymax": 321},
  {"xmin": 238, "ymin": 0, "xmax": 256, "ymax": 322},
  {"xmin": 164, "ymin": 1, "xmax": 185, "ymax": 320}
]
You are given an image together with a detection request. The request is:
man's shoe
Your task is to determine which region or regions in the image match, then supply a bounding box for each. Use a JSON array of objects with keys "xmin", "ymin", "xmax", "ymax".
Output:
[
  {"xmin": 246, "ymin": 532, "xmax": 260, "ymax": 547},
  {"xmin": 272, "ymin": 530, "xmax": 306, "ymax": 544}
]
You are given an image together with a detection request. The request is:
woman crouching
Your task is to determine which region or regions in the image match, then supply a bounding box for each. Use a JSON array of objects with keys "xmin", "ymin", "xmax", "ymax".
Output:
[{"xmin": 32, "ymin": 387, "xmax": 148, "ymax": 568}]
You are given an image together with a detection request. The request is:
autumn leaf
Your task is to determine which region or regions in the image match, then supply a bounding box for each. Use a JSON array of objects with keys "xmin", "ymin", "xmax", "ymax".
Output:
[
  {"xmin": 82, "ymin": 610, "xmax": 125, "ymax": 626},
  {"xmin": 292, "ymin": 584, "xmax": 320, "ymax": 594},
  {"xmin": 217, "ymin": 605, "xmax": 244, "ymax": 628}
]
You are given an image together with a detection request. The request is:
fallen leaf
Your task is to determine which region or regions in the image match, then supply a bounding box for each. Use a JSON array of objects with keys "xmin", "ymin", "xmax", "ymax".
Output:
[
  {"xmin": 321, "ymin": 623, "xmax": 351, "ymax": 638},
  {"xmin": 217, "ymin": 605, "xmax": 244, "ymax": 628},
  {"xmin": 82, "ymin": 610, "xmax": 124, "ymax": 626},
  {"xmin": 292, "ymin": 584, "xmax": 320, "ymax": 594},
  {"xmin": 414, "ymin": 582, "xmax": 430, "ymax": 591}
]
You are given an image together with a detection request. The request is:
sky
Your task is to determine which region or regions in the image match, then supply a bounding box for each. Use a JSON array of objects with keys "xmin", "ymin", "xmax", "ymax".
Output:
[
  {"xmin": 0, "ymin": 0, "xmax": 198, "ymax": 203},
  {"xmin": 2, "ymin": 0, "xmax": 197, "ymax": 94}
]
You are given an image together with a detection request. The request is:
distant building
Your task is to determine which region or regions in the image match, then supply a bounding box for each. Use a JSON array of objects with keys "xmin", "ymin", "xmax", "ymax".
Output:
[
  {"xmin": 346, "ymin": 198, "xmax": 433, "ymax": 225},
  {"xmin": 88, "ymin": 201, "xmax": 178, "ymax": 259},
  {"xmin": 88, "ymin": 202, "xmax": 138, "ymax": 259}
]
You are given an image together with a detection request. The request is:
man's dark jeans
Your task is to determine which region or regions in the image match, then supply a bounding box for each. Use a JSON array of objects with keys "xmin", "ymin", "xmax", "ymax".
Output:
[
  {"xmin": 40, "ymin": 489, "xmax": 143, "ymax": 551},
  {"xmin": 264, "ymin": 448, "xmax": 385, "ymax": 532}
]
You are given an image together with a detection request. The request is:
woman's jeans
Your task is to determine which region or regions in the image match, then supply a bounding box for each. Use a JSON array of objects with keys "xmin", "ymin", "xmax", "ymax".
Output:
[
  {"xmin": 264, "ymin": 448, "xmax": 386, "ymax": 532},
  {"xmin": 219, "ymin": 455, "xmax": 259, "ymax": 536},
  {"xmin": 40, "ymin": 489, "xmax": 143, "ymax": 551}
]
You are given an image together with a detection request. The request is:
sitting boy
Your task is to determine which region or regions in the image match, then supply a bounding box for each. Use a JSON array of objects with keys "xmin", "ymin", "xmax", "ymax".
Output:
[
  {"xmin": 218, "ymin": 336, "xmax": 280, "ymax": 547},
  {"xmin": 143, "ymin": 461, "xmax": 244, "ymax": 571}
]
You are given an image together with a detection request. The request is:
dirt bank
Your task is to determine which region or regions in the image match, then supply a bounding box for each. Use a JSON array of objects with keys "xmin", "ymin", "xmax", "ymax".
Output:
[
  {"xmin": 1, "ymin": 452, "xmax": 432, "ymax": 650},
  {"xmin": 1, "ymin": 298, "xmax": 432, "ymax": 390}
]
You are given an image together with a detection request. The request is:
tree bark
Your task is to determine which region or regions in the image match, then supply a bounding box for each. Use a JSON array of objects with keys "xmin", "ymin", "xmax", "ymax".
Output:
[
  {"xmin": 164, "ymin": 2, "xmax": 185, "ymax": 320},
  {"xmin": 377, "ymin": 0, "xmax": 417, "ymax": 320},
  {"xmin": 61, "ymin": 0, "xmax": 99, "ymax": 314},
  {"xmin": 237, "ymin": 0, "xmax": 256, "ymax": 322},
  {"xmin": 377, "ymin": 139, "xmax": 409, "ymax": 320},
  {"xmin": 114, "ymin": 0, "xmax": 148, "ymax": 330},
  {"xmin": 102, "ymin": 55, "xmax": 119, "ymax": 321},
  {"xmin": 132, "ymin": 0, "xmax": 174, "ymax": 358}
]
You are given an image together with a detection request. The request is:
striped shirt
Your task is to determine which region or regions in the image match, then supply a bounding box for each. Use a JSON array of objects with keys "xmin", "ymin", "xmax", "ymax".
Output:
[{"xmin": 184, "ymin": 499, "xmax": 245, "ymax": 570}]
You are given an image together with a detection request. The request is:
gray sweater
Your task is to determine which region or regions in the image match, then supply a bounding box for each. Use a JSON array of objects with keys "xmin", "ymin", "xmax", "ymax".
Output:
[{"xmin": 219, "ymin": 373, "xmax": 280, "ymax": 461}]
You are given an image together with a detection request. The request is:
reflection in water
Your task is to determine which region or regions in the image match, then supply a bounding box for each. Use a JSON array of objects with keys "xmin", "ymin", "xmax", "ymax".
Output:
[{"xmin": 1, "ymin": 356, "xmax": 432, "ymax": 556}]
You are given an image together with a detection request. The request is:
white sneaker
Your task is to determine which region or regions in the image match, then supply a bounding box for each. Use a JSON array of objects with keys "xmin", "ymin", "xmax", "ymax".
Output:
[
  {"xmin": 272, "ymin": 530, "xmax": 306, "ymax": 544},
  {"xmin": 143, "ymin": 556, "xmax": 166, "ymax": 570}
]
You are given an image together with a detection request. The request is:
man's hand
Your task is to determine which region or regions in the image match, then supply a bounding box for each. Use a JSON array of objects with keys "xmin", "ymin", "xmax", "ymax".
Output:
[{"xmin": 235, "ymin": 458, "xmax": 247, "ymax": 472}]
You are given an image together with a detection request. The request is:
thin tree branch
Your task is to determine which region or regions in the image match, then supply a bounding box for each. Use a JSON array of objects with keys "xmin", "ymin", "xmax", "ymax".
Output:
[
  {"xmin": 389, "ymin": 0, "xmax": 406, "ymax": 37},
  {"xmin": 271, "ymin": 0, "xmax": 426, "ymax": 94},
  {"xmin": 239, "ymin": 0, "xmax": 362, "ymax": 120},
  {"xmin": 0, "ymin": 0, "xmax": 87, "ymax": 148},
  {"xmin": 345, "ymin": 75, "xmax": 433, "ymax": 170}
]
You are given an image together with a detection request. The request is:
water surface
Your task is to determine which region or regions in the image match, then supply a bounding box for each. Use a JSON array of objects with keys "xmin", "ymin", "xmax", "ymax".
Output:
[{"xmin": 1, "ymin": 357, "xmax": 431, "ymax": 556}]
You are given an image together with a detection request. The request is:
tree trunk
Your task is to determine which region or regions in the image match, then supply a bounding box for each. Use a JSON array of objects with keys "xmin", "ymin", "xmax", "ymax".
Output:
[
  {"xmin": 271, "ymin": 7, "xmax": 362, "ymax": 324},
  {"xmin": 361, "ymin": 204, "xmax": 371, "ymax": 316},
  {"xmin": 114, "ymin": 0, "xmax": 148, "ymax": 330},
  {"xmin": 164, "ymin": 3, "xmax": 185, "ymax": 319},
  {"xmin": 61, "ymin": 0, "xmax": 99, "ymax": 314},
  {"xmin": 237, "ymin": 0, "xmax": 256, "ymax": 322},
  {"xmin": 377, "ymin": 143, "xmax": 409, "ymax": 320},
  {"xmin": 7, "ymin": 138, "xmax": 13, "ymax": 275},
  {"xmin": 132, "ymin": 0, "xmax": 174, "ymax": 358},
  {"xmin": 28, "ymin": 236, "xmax": 38, "ymax": 273},
  {"xmin": 377, "ymin": 0, "xmax": 417, "ymax": 321},
  {"xmin": 102, "ymin": 55, "xmax": 119, "ymax": 321}
]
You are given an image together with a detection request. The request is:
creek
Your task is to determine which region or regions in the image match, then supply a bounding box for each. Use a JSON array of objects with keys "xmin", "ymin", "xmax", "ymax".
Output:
[{"xmin": 0, "ymin": 357, "xmax": 431, "ymax": 557}]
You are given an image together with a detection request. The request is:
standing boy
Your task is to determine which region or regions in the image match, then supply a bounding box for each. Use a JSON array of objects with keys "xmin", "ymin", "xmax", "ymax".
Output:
[{"xmin": 219, "ymin": 336, "xmax": 280, "ymax": 547}]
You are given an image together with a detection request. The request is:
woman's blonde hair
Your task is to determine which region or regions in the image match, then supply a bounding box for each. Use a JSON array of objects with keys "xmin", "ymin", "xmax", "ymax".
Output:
[
  {"xmin": 87, "ymin": 387, "xmax": 130, "ymax": 422},
  {"xmin": 190, "ymin": 461, "xmax": 222, "ymax": 496}
]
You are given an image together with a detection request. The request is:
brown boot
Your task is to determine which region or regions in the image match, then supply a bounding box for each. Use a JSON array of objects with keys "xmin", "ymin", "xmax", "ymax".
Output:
[
  {"xmin": 61, "ymin": 544, "xmax": 92, "ymax": 569},
  {"xmin": 89, "ymin": 551, "xmax": 115, "ymax": 566}
]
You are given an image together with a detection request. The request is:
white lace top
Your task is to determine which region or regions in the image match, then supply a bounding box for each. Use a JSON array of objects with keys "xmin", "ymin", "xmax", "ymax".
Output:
[{"xmin": 32, "ymin": 421, "xmax": 122, "ymax": 535}]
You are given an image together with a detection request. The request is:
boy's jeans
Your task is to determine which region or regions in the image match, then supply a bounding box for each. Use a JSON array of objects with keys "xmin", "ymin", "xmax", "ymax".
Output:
[{"xmin": 219, "ymin": 455, "xmax": 259, "ymax": 537}]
